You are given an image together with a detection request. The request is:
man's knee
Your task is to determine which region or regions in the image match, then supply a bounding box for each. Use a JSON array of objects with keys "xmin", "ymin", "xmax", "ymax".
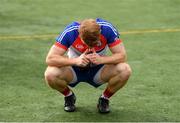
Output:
[
  {"xmin": 44, "ymin": 67, "xmax": 62, "ymax": 86},
  {"xmin": 116, "ymin": 63, "xmax": 132, "ymax": 79}
]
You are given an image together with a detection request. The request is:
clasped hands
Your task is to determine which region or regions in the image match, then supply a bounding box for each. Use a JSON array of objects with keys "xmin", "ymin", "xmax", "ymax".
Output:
[{"xmin": 75, "ymin": 48, "xmax": 101, "ymax": 67}]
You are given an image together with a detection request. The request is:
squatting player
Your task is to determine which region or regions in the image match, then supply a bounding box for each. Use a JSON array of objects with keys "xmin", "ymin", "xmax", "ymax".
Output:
[{"xmin": 44, "ymin": 18, "xmax": 131, "ymax": 113}]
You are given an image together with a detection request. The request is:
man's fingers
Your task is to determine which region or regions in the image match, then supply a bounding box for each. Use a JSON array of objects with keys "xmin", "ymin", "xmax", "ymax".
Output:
[
  {"xmin": 86, "ymin": 54, "xmax": 93, "ymax": 59},
  {"xmin": 82, "ymin": 57, "xmax": 90, "ymax": 63},
  {"xmin": 82, "ymin": 60, "xmax": 89, "ymax": 65},
  {"xmin": 83, "ymin": 49, "xmax": 89, "ymax": 54},
  {"xmin": 92, "ymin": 48, "xmax": 96, "ymax": 53}
]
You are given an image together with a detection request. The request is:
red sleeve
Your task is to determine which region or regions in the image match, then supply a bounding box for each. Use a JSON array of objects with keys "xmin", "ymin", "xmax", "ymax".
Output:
[
  {"xmin": 108, "ymin": 39, "xmax": 122, "ymax": 47},
  {"xmin": 54, "ymin": 42, "xmax": 68, "ymax": 50}
]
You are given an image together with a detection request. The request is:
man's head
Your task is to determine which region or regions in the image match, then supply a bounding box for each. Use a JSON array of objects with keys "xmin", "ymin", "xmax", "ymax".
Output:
[{"xmin": 79, "ymin": 19, "xmax": 100, "ymax": 47}]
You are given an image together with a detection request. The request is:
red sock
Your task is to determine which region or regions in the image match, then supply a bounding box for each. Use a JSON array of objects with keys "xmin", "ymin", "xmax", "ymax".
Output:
[
  {"xmin": 102, "ymin": 88, "xmax": 114, "ymax": 99},
  {"xmin": 62, "ymin": 87, "xmax": 72, "ymax": 97}
]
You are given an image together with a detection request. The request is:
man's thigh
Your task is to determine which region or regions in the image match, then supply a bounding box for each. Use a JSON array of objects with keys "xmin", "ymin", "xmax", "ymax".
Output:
[
  {"xmin": 45, "ymin": 66, "xmax": 74, "ymax": 83},
  {"xmin": 100, "ymin": 63, "xmax": 131, "ymax": 83},
  {"xmin": 100, "ymin": 64, "xmax": 117, "ymax": 83}
]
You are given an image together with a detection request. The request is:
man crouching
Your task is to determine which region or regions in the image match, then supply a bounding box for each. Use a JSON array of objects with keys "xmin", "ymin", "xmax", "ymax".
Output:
[{"xmin": 44, "ymin": 18, "xmax": 131, "ymax": 113}]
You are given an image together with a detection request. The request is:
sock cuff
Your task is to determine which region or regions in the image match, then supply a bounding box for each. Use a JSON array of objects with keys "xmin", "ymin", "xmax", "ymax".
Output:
[
  {"xmin": 62, "ymin": 87, "xmax": 71, "ymax": 96},
  {"xmin": 103, "ymin": 88, "xmax": 114, "ymax": 98}
]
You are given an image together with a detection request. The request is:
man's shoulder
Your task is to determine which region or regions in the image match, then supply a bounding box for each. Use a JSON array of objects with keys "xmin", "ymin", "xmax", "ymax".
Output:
[
  {"xmin": 64, "ymin": 21, "xmax": 80, "ymax": 31},
  {"xmin": 56, "ymin": 22, "xmax": 80, "ymax": 44},
  {"xmin": 61, "ymin": 22, "xmax": 79, "ymax": 38},
  {"xmin": 96, "ymin": 18, "xmax": 117, "ymax": 32},
  {"xmin": 60, "ymin": 21, "xmax": 80, "ymax": 37},
  {"xmin": 96, "ymin": 18, "xmax": 108, "ymax": 23},
  {"xmin": 96, "ymin": 18, "xmax": 113, "ymax": 27},
  {"xmin": 96, "ymin": 19, "xmax": 118, "ymax": 37}
]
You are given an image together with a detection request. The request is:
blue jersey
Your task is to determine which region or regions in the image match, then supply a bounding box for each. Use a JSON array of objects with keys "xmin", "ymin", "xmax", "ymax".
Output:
[{"xmin": 55, "ymin": 18, "xmax": 122, "ymax": 58}]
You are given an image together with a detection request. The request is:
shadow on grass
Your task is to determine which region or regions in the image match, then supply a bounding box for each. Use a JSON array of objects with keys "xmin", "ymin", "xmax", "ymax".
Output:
[{"xmin": 43, "ymin": 105, "xmax": 163, "ymax": 122}]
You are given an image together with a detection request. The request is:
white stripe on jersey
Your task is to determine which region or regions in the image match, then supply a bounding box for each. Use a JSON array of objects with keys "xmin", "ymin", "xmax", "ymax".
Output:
[
  {"xmin": 97, "ymin": 22, "xmax": 117, "ymax": 32},
  {"xmin": 57, "ymin": 26, "xmax": 79, "ymax": 42},
  {"xmin": 97, "ymin": 22, "xmax": 118, "ymax": 36}
]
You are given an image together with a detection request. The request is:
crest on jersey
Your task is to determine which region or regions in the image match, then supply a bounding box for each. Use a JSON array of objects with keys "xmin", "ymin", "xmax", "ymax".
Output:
[{"xmin": 75, "ymin": 44, "xmax": 84, "ymax": 49}]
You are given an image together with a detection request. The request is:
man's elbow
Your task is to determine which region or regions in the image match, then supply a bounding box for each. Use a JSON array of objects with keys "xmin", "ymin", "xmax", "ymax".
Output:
[
  {"xmin": 45, "ymin": 56, "xmax": 53, "ymax": 66},
  {"xmin": 119, "ymin": 53, "xmax": 127, "ymax": 63},
  {"xmin": 123, "ymin": 54, "xmax": 127, "ymax": 62}
]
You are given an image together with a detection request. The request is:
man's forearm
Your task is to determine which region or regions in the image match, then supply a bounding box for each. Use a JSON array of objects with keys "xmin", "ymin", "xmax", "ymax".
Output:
[
  {"xmin": 46, "ymin": 55, "xmax": 76, "ymax": 67},
  {"xmin": 100, "ymin": 53, "xmax": 126, "ymax": 64}
]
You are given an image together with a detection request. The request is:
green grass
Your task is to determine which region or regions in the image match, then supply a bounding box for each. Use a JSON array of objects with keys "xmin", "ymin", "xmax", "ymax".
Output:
[{"xmin": 0, "ymin": 0, "xmax": 180, "ymax": 122}]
